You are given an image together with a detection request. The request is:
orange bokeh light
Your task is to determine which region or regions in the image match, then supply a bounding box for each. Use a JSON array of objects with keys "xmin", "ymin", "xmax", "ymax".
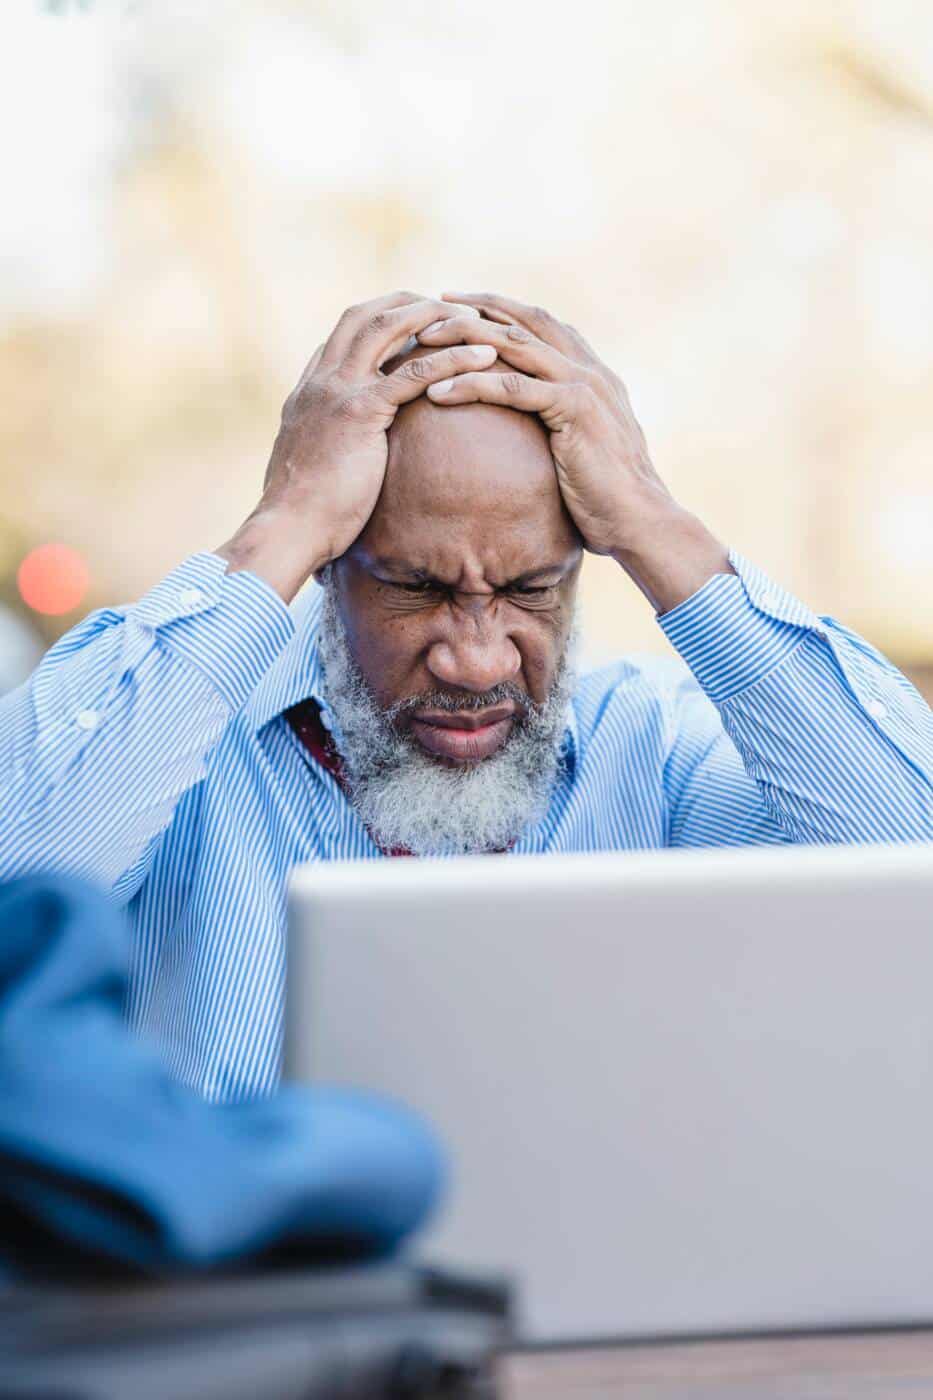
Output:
[{"xmin": 17, "ymin": 543, "xmax": 90, "ymax": 617}]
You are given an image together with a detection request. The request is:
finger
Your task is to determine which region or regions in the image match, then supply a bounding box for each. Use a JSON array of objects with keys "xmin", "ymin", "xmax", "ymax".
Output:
[
  {"xmin": 343, "ymin": 299, "xmax": 481, "ymax": 375},
  {"xmin": 441, "ymin": 291, "xmax": 581, "ymax": 357},
  {"xmin": 319, "ymin": 290, "xmax": 423, "ymax": 364},
  {"xmin": 426, "ymin": 369, "xmax": 568, "ymax": 417},
  {"xmin": 441, "ymin": 299, "xmax": 515, "ymax": 326},
  {"xmin": 379, "ymin": 343, "xmax": 499, "ymax": 405},
  {"xmin": 417, "ymin": 315, "xmax": 581, "ymax": 382}
]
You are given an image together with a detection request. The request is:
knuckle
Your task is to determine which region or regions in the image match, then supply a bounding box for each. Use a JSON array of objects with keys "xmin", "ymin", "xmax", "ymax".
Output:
[
  {"xmin": 369, "ymin": 374, "xmax": 396, "ymax": 399},
  {"xmin": 366, "ymin": 310, "xmax": 389, "ymax": 335},
  {"xmin": 502, "ymin": 371, "xmax": 524, "ymax": 396},
  {"xmin": 335, "ymin": 391, "xmax": 366, "ymax": 421},
  {"xmin": 339, "ymin": 302, "xmax": 362, "ymax": 322},
  {"xmin": 318, "ymin": 372, "xmax": 345, "ymax": 402},
  {"xmin": 573, "ymin": 382, "xmax": 599, "ymax": 413},
  {"xmin": 400, "ymin": 354, "xmax": 432, "ymax": 381},
  {"xmin": 506, "ymin": 323, "xmax": 532, "ymax": 343}
]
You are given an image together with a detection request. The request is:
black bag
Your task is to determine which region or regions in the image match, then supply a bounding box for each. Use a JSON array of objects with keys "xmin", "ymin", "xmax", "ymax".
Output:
[{"xmin": 0, "ymin": 1262, "xmax": 511, "ymax": 1399}]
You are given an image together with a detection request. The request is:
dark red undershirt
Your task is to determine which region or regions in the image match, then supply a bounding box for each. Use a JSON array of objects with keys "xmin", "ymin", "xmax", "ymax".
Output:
[{"xmin": 285, "ymin": 697, "xmax": 414, "ymax": 857}]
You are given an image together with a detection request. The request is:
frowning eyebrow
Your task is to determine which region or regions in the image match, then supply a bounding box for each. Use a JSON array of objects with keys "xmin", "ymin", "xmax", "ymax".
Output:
[{"xmin": 369, "ymin": 557, "xmax": 572, "ymax": 588}]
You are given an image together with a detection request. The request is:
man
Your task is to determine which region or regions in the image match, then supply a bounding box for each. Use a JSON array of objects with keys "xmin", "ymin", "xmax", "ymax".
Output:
[{"xmin": 1, "ymin": 291, "xmax": 930, "ymax": 1101}]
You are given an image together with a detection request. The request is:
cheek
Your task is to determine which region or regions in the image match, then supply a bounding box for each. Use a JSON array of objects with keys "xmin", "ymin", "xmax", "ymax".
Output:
[
  {"xmin": 516, "ymin": 617, "xmax": 569, "ymax": 704},
  {"xmin": 344, "ymin": 609, "xmax": 430, "ymax": 706}
]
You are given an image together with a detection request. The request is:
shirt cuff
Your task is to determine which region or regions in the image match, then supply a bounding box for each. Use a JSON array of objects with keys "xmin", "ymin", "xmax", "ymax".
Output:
[
  {"xmin": 657, "ymin": 550, "xmax": 825, "ymax": 704},
  {"xmin": 131, "ymin": 553, "xmax": 295, "ymax": 712}
]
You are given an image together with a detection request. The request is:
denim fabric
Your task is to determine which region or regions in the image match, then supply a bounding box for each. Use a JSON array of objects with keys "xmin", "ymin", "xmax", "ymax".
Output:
[{"xmin": 0, "ymin": 876, "xmax": 444, "ymax": 1276}]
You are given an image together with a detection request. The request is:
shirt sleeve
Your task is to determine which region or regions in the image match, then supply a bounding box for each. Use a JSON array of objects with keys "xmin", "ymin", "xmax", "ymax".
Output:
[
  {"xmin": 0, "ymin": 553, "xmax": 294, "ymax": 896},
  {"xmin": 656, "ymin": 551, "xmax": 933, "ymax": 845}
]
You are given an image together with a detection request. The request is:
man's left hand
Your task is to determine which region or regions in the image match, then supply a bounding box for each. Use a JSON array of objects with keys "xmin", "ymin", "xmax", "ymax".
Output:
[{"xmin": 418, "ymin": 291, "xmax": 733, "ymax": 614}]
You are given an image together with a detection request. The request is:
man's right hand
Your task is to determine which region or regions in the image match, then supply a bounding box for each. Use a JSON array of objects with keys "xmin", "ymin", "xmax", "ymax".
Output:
[{"xmin": 217, "ymin": 292, "xmax": 497, "ymax": 602}]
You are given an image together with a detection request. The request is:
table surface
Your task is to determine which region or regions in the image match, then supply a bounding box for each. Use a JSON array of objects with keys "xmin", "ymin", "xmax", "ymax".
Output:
[{"xmin": 499, "ymin": 1327, "xmax": 933, "ymax": 1398}]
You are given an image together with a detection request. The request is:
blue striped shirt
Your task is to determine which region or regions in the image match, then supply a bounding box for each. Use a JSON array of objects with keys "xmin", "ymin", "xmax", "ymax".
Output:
[{"xmin": 1, "ymin": 550, "xmax": 930, "ymax": 1100}]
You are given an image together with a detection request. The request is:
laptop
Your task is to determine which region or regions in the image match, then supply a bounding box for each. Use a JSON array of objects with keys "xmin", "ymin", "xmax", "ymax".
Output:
[{"xmin": 286, "ymin": 841, "xmax": 933, "ymax": 1342}]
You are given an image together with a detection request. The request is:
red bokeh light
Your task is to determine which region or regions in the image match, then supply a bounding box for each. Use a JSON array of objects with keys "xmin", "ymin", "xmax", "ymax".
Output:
[{"xmin": 17, "ymin": 543, "xmax": 90, "ymax": 617}]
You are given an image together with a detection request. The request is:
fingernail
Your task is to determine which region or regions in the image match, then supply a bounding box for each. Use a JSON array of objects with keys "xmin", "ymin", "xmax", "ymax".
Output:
[
  {"xmin": 469, "ymin": 344, "xmax": 496, "ymax": 358},
  {"xmin": 420, "ymin": 320, "xmax": 445, "ymax": 336},
  {"xmin": 428, "ymin": 378, "xmax": 454, "ymax": 397}
]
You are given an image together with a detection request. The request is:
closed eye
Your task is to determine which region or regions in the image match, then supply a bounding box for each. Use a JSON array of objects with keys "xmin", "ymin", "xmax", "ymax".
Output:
[
  {"xmin": 382, "ymin": 579, "xmax": 557, "ymax": 601},
  {"xmin": 506, "ymin": 583, "xmax": 560, "ymax": 609},
  {"xmin": 395, "ymin": 580, "xmax": 439, "ymax": 594}
]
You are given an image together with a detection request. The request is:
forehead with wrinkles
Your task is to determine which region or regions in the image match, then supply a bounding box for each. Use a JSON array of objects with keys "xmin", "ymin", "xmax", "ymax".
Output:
[{"xmin": 354, "ymin": 347, "xmax": 579, "ymax": 583}]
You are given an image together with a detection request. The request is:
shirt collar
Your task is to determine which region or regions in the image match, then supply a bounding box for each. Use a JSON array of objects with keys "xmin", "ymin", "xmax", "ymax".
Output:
[{"xmin": 245, "ymin": 580, "xmax": 579, "ymax": 772}]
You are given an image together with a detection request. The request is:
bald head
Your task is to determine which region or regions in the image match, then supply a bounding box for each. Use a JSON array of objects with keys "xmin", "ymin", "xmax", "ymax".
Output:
[{"xmin": 356, "ymin": 344, "xmax": 579, "ymax": 583}]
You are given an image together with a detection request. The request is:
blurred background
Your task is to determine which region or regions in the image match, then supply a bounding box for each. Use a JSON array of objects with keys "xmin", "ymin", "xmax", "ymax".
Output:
[{"xmin": 1, "ymin": 0, "xmax": 931, "ymax": 695}]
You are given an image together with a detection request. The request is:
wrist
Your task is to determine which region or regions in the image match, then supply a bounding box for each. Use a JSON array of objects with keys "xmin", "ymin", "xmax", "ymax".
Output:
[
  {"xmin": 610, "ymin": 506, "xmax": 733, "ymax": 615},
  {"xmin": 217, "ymin": 501, "xmax": 331, "ymax": 604}
]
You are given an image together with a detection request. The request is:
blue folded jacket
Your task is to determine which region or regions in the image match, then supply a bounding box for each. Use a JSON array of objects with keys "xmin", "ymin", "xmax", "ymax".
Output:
[{"xmin": 0, "ymin": 876, "xmax": 444, "ymax": 1276}]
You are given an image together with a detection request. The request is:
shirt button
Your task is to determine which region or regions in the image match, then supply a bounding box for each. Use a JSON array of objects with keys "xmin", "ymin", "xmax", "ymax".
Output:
[
  {"xmin": 179, "ymin": 587, "xmax": 206, "ymax": 611},
  {"xmin": 866, "ymin": 698, "xmax": 888, "ymax": 721},
  {"xmin": 75, "ymin": 709, "xmax": 99, "ymax": 731}
]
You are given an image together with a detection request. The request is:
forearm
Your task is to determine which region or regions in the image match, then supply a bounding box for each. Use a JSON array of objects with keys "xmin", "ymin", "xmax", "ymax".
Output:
[
  {"xmin": 659, "ymin": 553, "xmax": 933, "ymax": 845},
  {"xmin": 0, "ymin": 554, "xmax": 293, "ymax": 894},
  {"xmin": 718, "ymin": 635, "xmax": 932, "ymax": 843},
  {"xmin": 611, "ymin": 504, "xmax": 735, "ymax": 615},
  {"xmin": 217, "ymin": 501, "xmax": 331, "ymax": 605}
]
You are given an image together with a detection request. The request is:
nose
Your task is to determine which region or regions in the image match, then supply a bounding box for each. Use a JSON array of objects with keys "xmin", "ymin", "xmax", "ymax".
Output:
[{"xmin": 426, "ymin": 609, "xmax": 522, "ymax": 695}]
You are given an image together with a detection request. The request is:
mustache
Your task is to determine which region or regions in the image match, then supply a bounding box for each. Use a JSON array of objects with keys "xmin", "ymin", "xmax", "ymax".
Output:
[{"xmin": 385, "ymin": 682, "xmax": 535, "ymax": 724}]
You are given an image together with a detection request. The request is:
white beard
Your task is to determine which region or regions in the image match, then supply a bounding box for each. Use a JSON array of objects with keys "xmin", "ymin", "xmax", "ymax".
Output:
[{"xmin": 316, "ymin": 584, "xmax": 577, "ymax": 856}]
